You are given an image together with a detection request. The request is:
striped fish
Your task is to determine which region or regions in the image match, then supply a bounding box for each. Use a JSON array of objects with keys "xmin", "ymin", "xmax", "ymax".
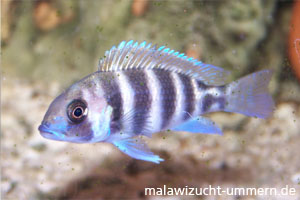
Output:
[{"xmin": 38, "ymin": 40, "xmax": 274, "ymax": 163}]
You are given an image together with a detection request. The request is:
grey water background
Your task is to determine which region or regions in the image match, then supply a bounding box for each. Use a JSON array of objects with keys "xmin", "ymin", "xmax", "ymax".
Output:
[{"xmin": 1, "ymin": 0, "xmax": 300, "ymax": 199}]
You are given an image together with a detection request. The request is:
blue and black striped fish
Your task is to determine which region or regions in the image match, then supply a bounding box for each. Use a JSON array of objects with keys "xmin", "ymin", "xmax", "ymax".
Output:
[{"xmin": 38, "ymin": 40, "xmax": 274, "ymax": 163}]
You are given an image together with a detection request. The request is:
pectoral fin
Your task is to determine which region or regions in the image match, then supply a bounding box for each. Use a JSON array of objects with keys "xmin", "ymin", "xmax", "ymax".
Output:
[
  {"xmin": 173, "ymin": 116, "xmax": 223, "ymax": 135},
  {"xmin": 120, "ymin": 109, "xmax": 153, "ymax": 137},
  {"xmin": 112, "ymin": 137, "xmax": 164, "ymax": 164}
]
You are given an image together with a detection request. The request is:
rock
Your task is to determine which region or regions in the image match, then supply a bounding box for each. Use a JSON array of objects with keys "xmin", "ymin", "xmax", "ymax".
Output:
[{"xmin": 132, "ymin": 0, "xmax": 149, "ymax": 17}]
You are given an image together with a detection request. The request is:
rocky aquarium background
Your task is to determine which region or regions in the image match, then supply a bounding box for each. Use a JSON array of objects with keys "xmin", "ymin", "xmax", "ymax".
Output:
[{"xmin": 1, "ymin": 0, "xmax": 300, "ymax": 199}]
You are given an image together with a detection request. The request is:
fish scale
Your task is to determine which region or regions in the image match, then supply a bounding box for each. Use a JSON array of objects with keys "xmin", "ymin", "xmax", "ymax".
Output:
[
  {"xmin": 98, "ymin": 68, "xmax": 227, "ymax": 135},
  {"xmin": 153, "ymin": 69, "xmax": 176, "ymax": 130},
  {"xmin": 98, "ymin": 72, "xmax": 122, "ymax": 123},
  {"xmin": 177, "ymin": 73, "xmax": 196, "ymax": 120},
  {"xmin": 123, "ymin": 70, "xmax": 151, "ymax": 135}
]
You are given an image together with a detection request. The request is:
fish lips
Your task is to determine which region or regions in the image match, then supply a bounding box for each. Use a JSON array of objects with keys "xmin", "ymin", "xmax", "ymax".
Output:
[
  {"xmin": 38, "ymin": 123, "xmax": 66, "ymax": 141},
  {"xmin": 38, "ymin": 123, "xmax": 93, "ymax": 143}
]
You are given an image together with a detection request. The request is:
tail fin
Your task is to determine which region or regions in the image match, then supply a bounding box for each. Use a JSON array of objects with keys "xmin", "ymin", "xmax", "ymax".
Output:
[{"xmin": 224, "ymin": 70, "xmax": 275, "ymax": 118}]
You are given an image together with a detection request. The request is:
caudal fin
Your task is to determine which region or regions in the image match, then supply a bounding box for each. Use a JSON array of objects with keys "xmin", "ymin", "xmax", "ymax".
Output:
[{"xmin": 224, "ymin": 70, "xmax": 275, "ymax": 118}]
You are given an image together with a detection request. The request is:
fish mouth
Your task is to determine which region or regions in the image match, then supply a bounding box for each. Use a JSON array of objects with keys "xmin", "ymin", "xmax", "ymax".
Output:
[
  {"xmin": 38, "ymin": 124, "xmax": 65, "ymax": 140},
  {"xmin": 38, "ymin": 123, "xmax": 92, "ymax": 143}
]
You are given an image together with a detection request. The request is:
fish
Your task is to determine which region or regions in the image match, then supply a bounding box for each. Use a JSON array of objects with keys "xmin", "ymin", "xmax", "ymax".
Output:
[{"xmin": 38, "ymin": 40, "xmax": 275, "ymax": 164}]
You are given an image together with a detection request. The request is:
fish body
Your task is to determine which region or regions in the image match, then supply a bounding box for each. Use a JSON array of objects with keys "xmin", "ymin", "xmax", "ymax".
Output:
[{"xmin": 39, "ymin": 40, "xmax": 274, "ymax": 163}]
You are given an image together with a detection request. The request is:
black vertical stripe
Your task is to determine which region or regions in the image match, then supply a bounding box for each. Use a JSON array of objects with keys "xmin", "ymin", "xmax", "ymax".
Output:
[
  {"xmin": 197, "ymin": 81, "xmax": 227, "ymax": 114},
  {"xmin": 153, "ymin": 69, "xmax": 176, "ymax": 129},
  {"xmin": 202, "ymin": 92, "xmax": 226, "ymax": 113},
  {"xmin": 218, "ymin": 86, "xmax": 227, "ymax": 111},
  {"xmin": 99, "ymin": 72, "xmax": 123, "ymax": 133},
  {"xmin": 178, "ymin": 74, "xmax": 195, "ymax": 120},
  {"xmin": 197, "ymin": 80, "xmax": 209, "ymax": 90},
  {"xmin": 202, "ymin": 94, "xmax": 214, "ymax": 113},
  {"xmin": 124, "ymin": 70, "xmax": 151, "ymax": 135},
  {"xmin": 218, "ymin": 97, "xmax": 226, "ymax": 110}
]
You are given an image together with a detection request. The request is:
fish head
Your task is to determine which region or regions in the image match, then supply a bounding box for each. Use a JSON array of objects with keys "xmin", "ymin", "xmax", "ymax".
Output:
[{"xmin": 39, "ymin": 78, "xmax": 112, "ymax": 143}]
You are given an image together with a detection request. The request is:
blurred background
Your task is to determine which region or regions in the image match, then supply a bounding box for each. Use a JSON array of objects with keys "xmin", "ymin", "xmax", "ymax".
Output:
[{"xmin": 1, "ymin": 0, "xmax": 300, "ymax": 199}]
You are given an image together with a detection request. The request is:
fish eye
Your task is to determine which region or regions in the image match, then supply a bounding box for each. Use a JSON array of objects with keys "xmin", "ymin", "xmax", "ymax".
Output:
[{"xmin": 67, "ymin": 99, "xmax": 88, "ymax": 123}]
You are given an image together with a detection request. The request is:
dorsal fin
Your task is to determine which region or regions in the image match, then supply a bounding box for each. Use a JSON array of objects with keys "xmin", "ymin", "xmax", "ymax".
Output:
[{"xmin": 98, "ymin": 40, "xmax": 231, "ymax": 86}]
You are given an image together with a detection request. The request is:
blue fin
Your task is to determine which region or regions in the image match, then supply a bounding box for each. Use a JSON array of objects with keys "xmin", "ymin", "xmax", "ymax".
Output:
[
  {"xmin": 224, "ymin": 70, "xmax": 274, "ymax": 118},
  {"xmin": 112, "ymin": 137, "xmax": 164, "ymax": 164},
  {"xmin": 98, "ymin": 40, "xmax": 231, "ymax": 86},
  {"xmin": 173, "ymin": 117, "xmax": 223, "ymax": 135}
]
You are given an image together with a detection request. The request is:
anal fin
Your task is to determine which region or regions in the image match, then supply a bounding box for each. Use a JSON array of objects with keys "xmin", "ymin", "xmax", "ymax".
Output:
[
  {"xmin": 173, "ymin": 116, "xmax": 223, "ymax": 135},
  {"xmin": 112, "ymin": 137, "xmax": 164, "ymax": 164}
]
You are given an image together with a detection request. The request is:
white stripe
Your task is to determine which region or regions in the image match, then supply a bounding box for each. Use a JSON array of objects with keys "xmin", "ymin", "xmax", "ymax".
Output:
[
  {"xmin": 191, "ymin": 78, "xmax": 200, "ymax": 117},
  {"xmin": 116, "ymin": 72, "xmax": 135, "ymax": 133},
  {"xmin": 82, "ymin": 84, "xmax": 110, "ymax": 142},
  {"xmin": 145, "ymin": 70, "xmax": 162, "ymax": 132},
  {"xmin": 168, "ymin": 72, "xmax": 185, "ymax": 128},
  {"xmin": 207, "ymin": 87, "xmax": 222, "ymax": 97},
  {"xmin": 204, "ymin": 87, "xmax": 222, "ymax": 112},
  {"xmin": 197, "ymin": 82, "xmax": 207, "ymax": 115}
]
